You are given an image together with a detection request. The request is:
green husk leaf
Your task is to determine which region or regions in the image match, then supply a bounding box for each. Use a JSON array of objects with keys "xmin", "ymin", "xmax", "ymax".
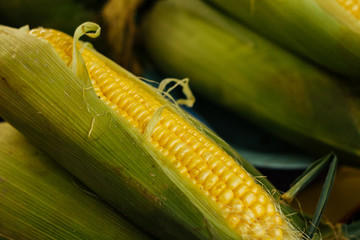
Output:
[
  {"xmin": 282, "ymin": 153, "xmax": 336, "ymax": 202},
  {"xmin": 71, "ymin": 22, "xmax": 100, "ymax": 87},
  {"xmin": 0, "ymin": 122, "xmax": 151, "ymax": 240}
]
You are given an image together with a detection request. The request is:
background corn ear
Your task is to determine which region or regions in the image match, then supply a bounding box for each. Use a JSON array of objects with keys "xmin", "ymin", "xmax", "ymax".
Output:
[
  {"xmin": 0, "ymin": 122, "xmax": 151, "ymax": 240},
  {"xmin": 140, "ymin": 0, "xmax": 360, "ymax": 166},
  {"xmin": 0, "ymin": 24, "xmax": 309, "ymax": 239},
  {"xmin": 205, "ymin": 0, "xmax": 360, "ymax": 77}
]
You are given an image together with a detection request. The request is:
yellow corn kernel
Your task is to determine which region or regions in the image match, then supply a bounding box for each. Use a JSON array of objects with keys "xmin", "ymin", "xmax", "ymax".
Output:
[
  {"xmin": 252, "ymin": 223, "xmax": 266, "ymax": 238},
  {"xmin": 252, "ymin": 203, "xmax": 266, "ymax": 218},
  {"xmin": 272, "ymin": 228, "xmax": 284, "ymax": 240},
  {"xmin": 211, "ymin": 181, "xmax": 227, "ymax": 197},
  {"xmin": 28, "ymin": 27, "xmax": 292, "ymax": 240},
  {"xmin": 230, "ymin": 198, "xmax": 244, "ymax": 212},
  {"xmin": 196, "ymin": 169, "xmax": 212, "ymax": 184},
  {"xmin": 227, "ymin": 213, "xmax": 241, "ymax": 228},
  {"xmin": 243, "ymin": 192, "xmax": 257, "ymax": 207},
  {"xmin": 218, "ymin": 188, "xmax": 234, "ymax": 205},
  {"xmin": 265, "ymin": 202, "xmax": 276, "ymax": 216},
  {"xmin": 227, "ymin": 175, "xmax": 243, "ymax": 189},
  {"xmin": 234, "ymin": 185, "xmax": 249, "ymax": 198},
  {"xmin": 203, "ymin": 173, "xmax": 219, "ymax": 190},
  {"xmin": 258, "ymin": 192, "xmax": 269, "ymax": 204}
]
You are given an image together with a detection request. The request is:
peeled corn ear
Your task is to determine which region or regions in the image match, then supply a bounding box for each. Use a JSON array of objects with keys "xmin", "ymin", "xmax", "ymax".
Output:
[
  {"xmin": 205, "ymin": 0, "xmax": 360, "ymax": 77},
  {"xmin": 0, "ymin": 122, "xmax": 151, "ymax": 240},
  {"xmin": 0, "ymin": 23, "xmax": 303, "ymax": 239}
]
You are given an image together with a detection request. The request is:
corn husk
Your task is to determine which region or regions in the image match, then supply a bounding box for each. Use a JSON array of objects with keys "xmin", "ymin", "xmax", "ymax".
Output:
[
  {"xmin": 140, "ymin": 0, "xmax": 360, "ymax": 166},
  {"xmin": 205, "ymin": 0, "xmax": 360, "ymax": 77},
  {"xmin": 0, "ymin": 122, "xmax": 151, "ymax": 240}
]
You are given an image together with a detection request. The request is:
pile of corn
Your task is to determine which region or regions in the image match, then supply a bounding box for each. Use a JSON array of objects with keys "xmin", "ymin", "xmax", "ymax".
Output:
[
  {"xmin": 0, "ymin": 22, "xmax": 306, "ymax": 240},
  {"xmin": 0, "ymin": 0, "xmax": 359, "ymax": 239}
]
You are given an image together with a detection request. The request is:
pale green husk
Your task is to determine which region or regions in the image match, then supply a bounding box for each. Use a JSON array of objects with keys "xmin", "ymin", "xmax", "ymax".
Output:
[{"xmin": 0, "ymin": 122, "xmax": 151, "ymax": 240}]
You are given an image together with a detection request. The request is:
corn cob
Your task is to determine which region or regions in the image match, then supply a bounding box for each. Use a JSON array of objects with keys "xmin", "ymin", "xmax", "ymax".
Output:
[
  {"xmin": 0, "ymin": 122, "xmax": 151, "ymax": 240},
  {"xmin": 204, "ymin": 0, "xmax": 360, "ymax": 77},
  {"xmin": 0, "ymin": 23, "xmax": 305, "ymax": 239},
  {"xmin": 140, "ymin": 0, "xmax": 360, "ymax": 166}
]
